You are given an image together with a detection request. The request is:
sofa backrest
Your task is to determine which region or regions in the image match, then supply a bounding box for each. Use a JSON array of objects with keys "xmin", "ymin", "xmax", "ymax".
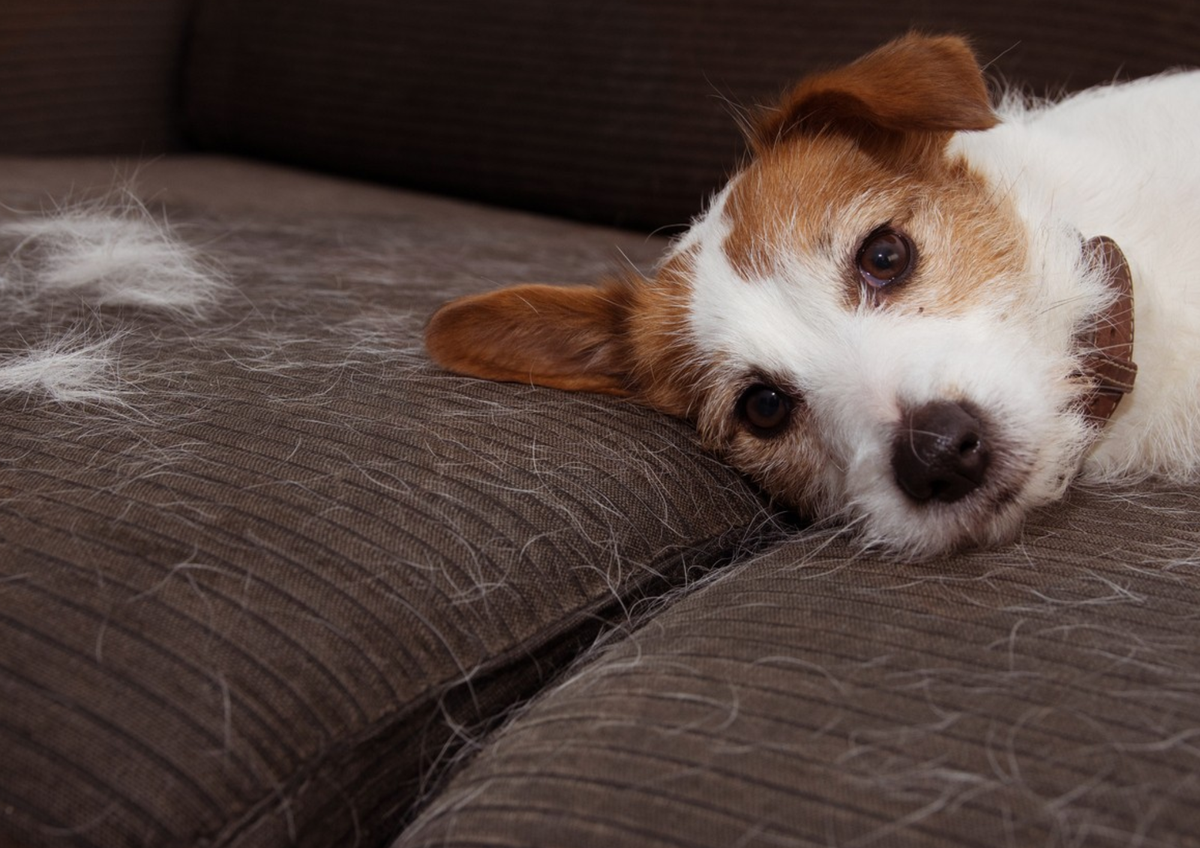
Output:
[
  {"xmin": 0, "ymin": 0, "xmax": 193, "ymax": 154},
  {"xmin": 181, "ymin": 0, "xmax": 1200, "ymax": 230},
  {"xmin": 4, "ymin": 1, "xmax": 1199, "ymax": 230}
]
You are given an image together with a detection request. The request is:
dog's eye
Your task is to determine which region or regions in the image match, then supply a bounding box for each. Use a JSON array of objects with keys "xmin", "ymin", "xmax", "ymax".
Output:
[
  {"xmin": 858, "ymin": 229, "xmax": 914, "ymax": 288},
  {"xmin": 738, "ymin": 384, "xmax": 792, "ymax": 436}
]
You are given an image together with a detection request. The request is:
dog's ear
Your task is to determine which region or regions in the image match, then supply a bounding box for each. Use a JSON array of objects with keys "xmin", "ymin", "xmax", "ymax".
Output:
[
  {"xmin": 754, "ymin": 34, "xmax": 996, "ymax": 158},
  {"xmin": 425, "ymin": 282, "xmax": 634, "ymax": 395}
]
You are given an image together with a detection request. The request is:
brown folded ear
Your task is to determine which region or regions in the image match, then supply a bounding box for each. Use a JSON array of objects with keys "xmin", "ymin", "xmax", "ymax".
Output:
[
  {"xmin": 425, "ymin": 282, "xmax": 634, "ymax": 395},
  {"xmin": 754, "ymin": 33, "xmax": 997, "ymax": 156}
]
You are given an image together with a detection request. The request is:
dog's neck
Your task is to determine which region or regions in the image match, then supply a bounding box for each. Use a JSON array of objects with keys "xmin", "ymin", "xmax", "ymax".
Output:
[{"xmin": 1077, "ymin": 236, "xmax": 1138, "ymax": 427}]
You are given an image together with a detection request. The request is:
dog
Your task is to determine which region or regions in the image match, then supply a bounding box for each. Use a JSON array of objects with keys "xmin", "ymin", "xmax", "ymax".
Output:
[{"xmin": 424, "ymin": 34, "xmax": 1200, "ymax": 559}]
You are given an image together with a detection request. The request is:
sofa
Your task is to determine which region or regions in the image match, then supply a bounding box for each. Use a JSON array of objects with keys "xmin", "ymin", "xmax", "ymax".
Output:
[{"xmin": 2, "ymin": 2, "xmax": 1199, "ymax": 847}]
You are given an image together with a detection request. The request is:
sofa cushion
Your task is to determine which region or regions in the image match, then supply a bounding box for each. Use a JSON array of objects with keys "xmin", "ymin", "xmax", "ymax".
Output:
[
  {"xmin": 396, "ymin": 483, "xmax": 1200, "ymax": 847},
  {"xmin": 0, "ymin": 156, "xmax": 777, "ymax": 848},
  {"xmin": 183, "ymin": 0, "xmax": 1200, "ymax": 231}
]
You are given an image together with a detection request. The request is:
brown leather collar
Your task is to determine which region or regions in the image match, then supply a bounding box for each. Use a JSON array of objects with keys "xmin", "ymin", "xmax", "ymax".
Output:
[{"xmin": 1075, "ymin": 236, "xmax": 1137, "ymax": 427}]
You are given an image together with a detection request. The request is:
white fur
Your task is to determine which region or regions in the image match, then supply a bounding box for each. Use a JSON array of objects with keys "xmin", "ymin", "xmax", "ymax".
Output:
[
  {"xmin": 0, "ymin": 331, "xmax": 128, "ymax": 405},
  {"xmin": 0, "ymin": 194, "xmax": 227, "ymax": 404},
  {"xmin": 677, "ymin": 70, "xmax": 1200, "ymax": 558},
  {"xmin": 0, "ymin": 193, "xmax": 227, "ymax": 315},
  {"xmin": 960, "ymin": 74, "xmax": 1200, "ymax": 482}
]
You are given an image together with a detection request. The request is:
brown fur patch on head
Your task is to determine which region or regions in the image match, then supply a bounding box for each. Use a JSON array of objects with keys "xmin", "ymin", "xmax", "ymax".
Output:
[
  {"xmin": 722, "ymin": 133, "xmax": 897, "ymax": 283},
  {"xmin": 722, "ymin": 134, "xmax": 1028, "ymax": 315},
  {"xmin": 718, "ymin": 34, "xmax": 1022, "ymax": 311}
]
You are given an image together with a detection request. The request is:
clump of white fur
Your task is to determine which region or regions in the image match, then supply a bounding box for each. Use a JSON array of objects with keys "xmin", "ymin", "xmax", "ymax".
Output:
[
  {"xmin": 0, "ymin": 330, "xmax": 129, "ymax": 405},
  {"xmin": 0, "ymin": 192, "xmax": 227, "ymax": 315},
  {"xmin": 0, "ymin": 191, "xmax": 227, "ymax": 405}
]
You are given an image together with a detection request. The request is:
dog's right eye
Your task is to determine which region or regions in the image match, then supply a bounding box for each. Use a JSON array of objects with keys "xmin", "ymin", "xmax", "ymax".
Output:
[
  {"xmin": 738, "ymin": 384, "xmax": 793, "ymax": 436},
  {"xmin": 858, "ymin": 227, "xmax": 914, "ymax": 288}
]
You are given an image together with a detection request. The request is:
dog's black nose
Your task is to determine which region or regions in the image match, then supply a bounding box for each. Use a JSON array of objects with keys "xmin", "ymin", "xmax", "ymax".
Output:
[{"xmin": 892, "ymin": 401, "xmax": 990, "ymax": 503}]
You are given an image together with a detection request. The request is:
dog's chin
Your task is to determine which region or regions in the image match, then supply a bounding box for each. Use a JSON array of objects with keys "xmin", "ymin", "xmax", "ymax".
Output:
[
  {"xmin": 834, "ymin": 435, "xmax": 1085, "ymax": 561},
  {"xmin": 848, "ymin": 487, "xmax": 1031, "ymax": 561}
]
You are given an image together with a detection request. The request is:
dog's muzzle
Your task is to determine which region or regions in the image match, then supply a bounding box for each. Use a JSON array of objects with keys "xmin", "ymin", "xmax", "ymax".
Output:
[
  {"xmin": 892, "ymin": 237, "xmax": 1136, "ymax": 508},
  {"xmin": 1074, "ymin": 236, "xmax": 1138, "ymax": 428}
]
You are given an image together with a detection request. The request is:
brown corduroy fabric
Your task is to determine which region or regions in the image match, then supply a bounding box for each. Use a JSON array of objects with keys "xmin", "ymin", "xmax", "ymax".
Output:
[
  {"xmin": 183, "ymin": 0, "xmax": 1200, "ymax": 230},
  {"xmin": 397, "ymin": 484, "xmax": 1200, "ymax": 847},
  {"xmin": 0, "ymin": 157, "xmax": 777, "ymax": 848},
  {"xmin": 0, "ymin": 0, "xmax": 192, "ymax": 154}
]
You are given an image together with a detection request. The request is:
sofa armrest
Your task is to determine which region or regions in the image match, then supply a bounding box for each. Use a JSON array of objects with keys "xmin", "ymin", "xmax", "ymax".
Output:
[{"xmin": 0, "ymin": 0, "xmax": 194, "ymax": 154}]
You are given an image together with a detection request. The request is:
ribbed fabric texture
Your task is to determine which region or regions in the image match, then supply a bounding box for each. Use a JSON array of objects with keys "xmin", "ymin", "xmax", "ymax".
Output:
[
  {"xmin": 0, "ymin": 157, "xmax": 776, "ymax": 848},
  {"xmin": 183, "ymin": 0, "xmax": 1200, "ymax": 230},
  {"xmin": 0, "ymin": 0, "xmax": 192, "ymax": 154},
  {"xmin": 398, "ymin": 484, "xmax": 1200, "ymax": 847}
]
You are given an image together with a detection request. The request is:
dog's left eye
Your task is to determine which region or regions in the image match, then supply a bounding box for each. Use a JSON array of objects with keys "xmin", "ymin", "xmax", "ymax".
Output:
[
  {"xmin": 738, "ymin": 384, "xmax": 793, "ymax": 436},
  {"xmin": 858, "ymin": 228, "xmax": 914, "ymax": 288}
]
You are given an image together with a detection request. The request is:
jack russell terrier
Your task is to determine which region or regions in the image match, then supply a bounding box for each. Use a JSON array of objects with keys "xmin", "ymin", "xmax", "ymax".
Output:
[{"xmin": 425, "ymin": 34, "xmax": 1200, "ymax": 559}]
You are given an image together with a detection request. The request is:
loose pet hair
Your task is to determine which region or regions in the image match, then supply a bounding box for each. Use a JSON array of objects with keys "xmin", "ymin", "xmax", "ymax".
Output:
[{"xmin": 425, "ymin": 34, "xmax": 1200, "ymax": 559}]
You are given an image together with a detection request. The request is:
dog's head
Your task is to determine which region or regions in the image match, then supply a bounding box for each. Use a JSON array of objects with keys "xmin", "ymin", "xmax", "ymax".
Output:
[{"xmin": 425, "ymin": 34, "xmax": 1133, "ymax": 558}]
